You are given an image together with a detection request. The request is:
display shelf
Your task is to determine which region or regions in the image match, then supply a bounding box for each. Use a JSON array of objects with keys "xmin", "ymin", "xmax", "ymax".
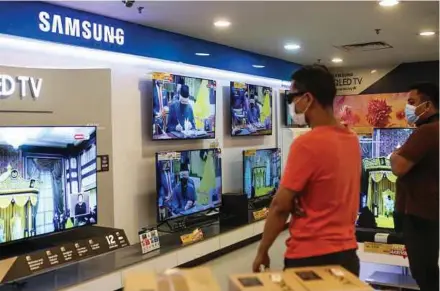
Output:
[{"xmin": 0, "ymin": 218, "xmax": 267, "ymax": 291}]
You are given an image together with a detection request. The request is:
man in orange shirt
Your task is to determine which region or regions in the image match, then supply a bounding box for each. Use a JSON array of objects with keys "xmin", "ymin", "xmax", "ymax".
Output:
[{"xmin": 253, "ymin": 65, "xmax": 361, "ymax": 275}]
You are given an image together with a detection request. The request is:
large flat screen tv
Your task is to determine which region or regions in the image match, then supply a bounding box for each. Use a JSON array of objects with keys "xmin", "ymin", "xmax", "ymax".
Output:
[
  {"xmin": 243, "ymin": 148, "xmax": 281, "ymax": 200},
  {"xmin": 0, "ymin": 126, "xmax": 97, "ymax": 245},
  {"xmin": 152, "ymin": 72, "xmax": 217, "ymax": 140},
  {"xmin": 230, "ymin": 82, "xmax": 273, "ymax": 136},
  {"xmin": 358, "ymin": 128, "xmax": 414, "ymax": 229},
  {"xmin": 156, "ymin": 148, "xmax": 222, "ymax": 222}
]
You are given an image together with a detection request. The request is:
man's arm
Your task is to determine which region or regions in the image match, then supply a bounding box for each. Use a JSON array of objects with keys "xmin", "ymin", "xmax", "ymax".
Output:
[
  {"xmin": 257, "ymin": 186, "xmax": 296, "ymax": 254},
  {"xmin": 390, "ymin": 127, "xmax": 431, "ymax": 177}
]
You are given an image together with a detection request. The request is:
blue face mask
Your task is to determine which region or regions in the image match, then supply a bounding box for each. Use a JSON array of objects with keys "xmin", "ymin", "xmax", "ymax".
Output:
[
  {"xmin": 405, "ymin": 102, "xmax": 427, "ymax": 124},
  {"xmin": 405, "ymin": 104, "xmax": 418, "ymax": 124}
]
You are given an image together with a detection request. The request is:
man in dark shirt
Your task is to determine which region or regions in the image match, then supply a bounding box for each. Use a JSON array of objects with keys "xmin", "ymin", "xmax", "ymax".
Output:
[
  {"xmin": 391, "ymin": 82, "xmax": 439, "ymax": 291},
  {"xmin": 75, "ymin": 194, "xmax": 87, "ymax": 216}
]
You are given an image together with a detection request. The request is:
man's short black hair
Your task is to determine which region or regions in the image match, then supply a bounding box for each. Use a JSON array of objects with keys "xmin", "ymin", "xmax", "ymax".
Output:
[
  {"xmin": 409, "ymin": 82, "xmax": 439, "ymax": 109},
  {"xmin": 291, "ymin": 65, "xmax": 336, "ymax": 108}
]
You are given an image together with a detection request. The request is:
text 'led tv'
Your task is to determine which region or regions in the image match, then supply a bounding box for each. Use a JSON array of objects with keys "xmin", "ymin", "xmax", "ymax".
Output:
[
  {"xmin": 243, "ymin": 148, "xmax": 281, "ymax": 200},
  {"xmin": 230, "ymin": 82, "xmax": 273, "ymax": 136},
  {"xmin": 358, "ymin": 128, "xmax": 413, "ymax": 229},
  {"xmin": 156, "ymin": 148, "xmax": 222, "ymax": 222},
  {"xmin": 152, "ymin": 72, "xmax": 217, "ymax": 140},
  {"xmin": 0, "ymin": 126, "xmax": 97, "ymax": 245}
]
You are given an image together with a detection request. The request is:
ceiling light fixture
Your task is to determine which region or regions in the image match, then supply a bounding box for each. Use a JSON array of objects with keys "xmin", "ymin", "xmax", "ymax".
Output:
[
  {"xmin": 284, "ymin": 44, "xmax": 301, "ymax": 50},
  {"xmin": 419, "ymin": 31, "xmax": 436, "ymax": 36},
  {"xmin": 195, "ymin": 53, "xmax": 210, "ymax": 56},
  {"xmin": 332, "ymin": 58, "xmax": 343, "ymax": 63},
  {"xmin": 371, "ymin": 69, "xmax": 377, "ymax": 74},
  {"xmin": 252, "ymin": 65, "xmax": 265, "ymax": 68},
  {"xmin": 214, "ymin": 20, "xmax": 231, "ymax": 28},
  {"xmin": 379, "ymin": 0, "xmax": 399, "ymax": 7}
]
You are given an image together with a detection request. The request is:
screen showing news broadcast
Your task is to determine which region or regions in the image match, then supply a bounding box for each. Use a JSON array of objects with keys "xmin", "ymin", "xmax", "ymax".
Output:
[
  {"xmin": 152, "ymin": 73, "xmax": 217, "ymax": 140},
  {"xmin": 230, "ymin": 82, "xmax": 273, "ymax": 136},
  {"xmin": 358, "ymin": 128, "xmax": 413, "ymax": 229},
  {"xmin": 243, "ymin": 148, "xmax": 281, "ymax": 200},
  {"xmin": 0, "ymin": 126, "xmax": 97, "ymax": 244},
  {"xmin": 156, "ymin": 149, "xmax": 222, "ymax": 222}
]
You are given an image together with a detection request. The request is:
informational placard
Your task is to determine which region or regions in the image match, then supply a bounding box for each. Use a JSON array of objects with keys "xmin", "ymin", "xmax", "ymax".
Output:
[
  {"xmin": 97, "ymin": 155, "xmax": 110, "ymax": 172},
  {"xmin": 180, "ymin": 228, "xmax": 204, "ymax": 245},
  {"xmin": 139, "ymin": 228, "xmax": 160, "ymax": 254},
  {"xmin": 363, "ymin": 242, "xmax": 407, "ymax": 258},
  {"xmin": 0, "ymin": 229, "xmax": 129, "ymax": 284}
]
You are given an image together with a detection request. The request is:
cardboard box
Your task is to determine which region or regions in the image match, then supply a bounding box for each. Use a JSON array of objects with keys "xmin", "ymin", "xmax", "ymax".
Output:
[
  {"xmin": 229, "ymin": 265, "xmax": 373, "ymax": 291},
  {"xmin": 124, "ymin": 267, "xmax": 221, "ymax": 291}
]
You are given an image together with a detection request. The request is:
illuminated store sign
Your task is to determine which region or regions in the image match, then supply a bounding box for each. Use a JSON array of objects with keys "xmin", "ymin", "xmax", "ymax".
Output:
[
  {"xmin": 0, "ymin": 75, "xmax": 43, "ymax": 100},
  {"xmin": 38, "ymin": 11, "xmax": 125, "ymax": 45}
]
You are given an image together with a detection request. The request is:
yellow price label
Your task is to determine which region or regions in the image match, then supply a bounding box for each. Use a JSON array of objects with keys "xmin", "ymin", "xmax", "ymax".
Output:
[
  {"xmin": 244, "ymin": 150, "xmax": 256, "ymax": 157},
  {"xmin": 233, "ymin": 82, "xmax": 247, "ymax": 89},
  {"xmin": 152, "ymin": 72, "xmax": 173, "ymax": 81}
]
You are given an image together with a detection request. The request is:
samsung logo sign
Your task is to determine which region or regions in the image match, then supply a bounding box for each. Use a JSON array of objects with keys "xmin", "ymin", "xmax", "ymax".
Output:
[{"xmin": 38, "ymin": 11, "xmax": 125, "ymax": 45}]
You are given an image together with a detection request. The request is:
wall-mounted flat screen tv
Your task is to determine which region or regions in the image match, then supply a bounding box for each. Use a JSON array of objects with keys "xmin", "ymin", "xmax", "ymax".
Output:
[
  {"xmin": 0, "ymin": 126, "xmax": 97, "ymax": 245},
  {"xmin": 230, "ymin": 82, "xmax": 273, "ymax": 136},
  {"xmin": 156, "ymin": 148, "xmax": 222, "ymax": 222},
  {"xmin": 152, "ymin": 72, "xmax": 217, "ymax": 140},
  {"xmin": 243, "ymin": 148, "xmax": 281, "ymax": 200},
  {"xmin": 358, "ymin": 128, "xmax": 413, "ymax": 229}
]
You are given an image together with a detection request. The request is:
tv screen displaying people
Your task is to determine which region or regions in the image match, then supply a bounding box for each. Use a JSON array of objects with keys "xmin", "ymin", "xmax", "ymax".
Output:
[
  {"xmin": 230, "ymin": 82, "xmax": 273, "ymax": 136},
  {"xmin": 0, "ymin": 126, "xmax": 98, "ymax": 245},
  {"xmin": 152, "ymin": 72, "xmax": 217, "ymax": 140},
  {"xmin": 243, "ymin": 148, "xmax": 281, "ymax": 199},
  {"xmin": 358, "ymin": 128, "xmax": 414, "ymax": 229},
  {"xmin": 156, "ymin": 149, "xmax": 222, "ymax": 222}
]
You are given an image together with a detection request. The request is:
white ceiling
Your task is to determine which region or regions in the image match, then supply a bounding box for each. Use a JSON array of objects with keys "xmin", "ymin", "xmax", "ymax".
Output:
[{"xmin": 51, "ymin": 1, "xmax": 439, "ymax": 68}]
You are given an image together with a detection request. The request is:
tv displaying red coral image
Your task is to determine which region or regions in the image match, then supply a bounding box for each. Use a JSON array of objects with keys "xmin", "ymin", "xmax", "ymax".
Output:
[{"xmin": 334, "ymin": 93, "xmax": 409, "ymax": 134}]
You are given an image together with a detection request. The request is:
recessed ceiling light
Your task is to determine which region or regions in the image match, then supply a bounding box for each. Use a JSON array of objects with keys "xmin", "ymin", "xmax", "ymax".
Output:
[
  {"xmin": 379, "ymin": 0, "xmax": 399, "ymax": 7},
  {"xmin": 195, "ymin": 53, "xmax": 210, "ymax": 56},
  {"xmin": 284, "ymin": 44, "xmax": 301, "ymax": 50},
  {"xmin": 214, "ymin": 20, "xmax": 231, "ymax": 28},
  {"xmin": 419, "ymin": 31, "xmax": 436, "ymax": 36},
  {"xmin": 252, "ymin": 65, "xmax": 265, "ymax": 68},
  {"xmin": 332, "ymin": 58, "xmax": 343, "ymax": 63},
  {"xmin": 371, "ymin": 69, "xmax": 377, "ymax": 74}
]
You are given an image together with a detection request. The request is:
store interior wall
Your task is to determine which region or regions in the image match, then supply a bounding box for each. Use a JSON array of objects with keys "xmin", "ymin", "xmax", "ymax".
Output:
[
  {"xmin": 0, "ymin": 48, "xmax": 281, "ymax": 242},
  {"xmin": 0, "ymin": 64, "xmax": 114, "ymax": 228}
]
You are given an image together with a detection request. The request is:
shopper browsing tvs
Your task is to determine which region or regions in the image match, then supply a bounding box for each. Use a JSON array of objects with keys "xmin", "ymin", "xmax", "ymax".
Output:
[
  {"xmin": 390, "ymin": 82, "xmax": 439, "ymax": 291},
  {"xmin": 252, "ymin": 65, "xmax": 361, "ymax": 275}
]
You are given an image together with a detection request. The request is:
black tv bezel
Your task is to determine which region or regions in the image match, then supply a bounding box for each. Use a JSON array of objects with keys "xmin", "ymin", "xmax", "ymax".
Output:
[
  {"xmin": 151, "ymin": 73, "xmax": 217, "ymax": 142},
  {"xmin": 0, "ymin": 125, "xmax": 98, "ymax": 247},
  {"xmin": 242, "ymin": 147, "xmax": 281, "ymax": 201},
  {"xmin": 229, "ymin": 81, "xmax": 274, "ymax": 137},
  {"xmin": 155, "ymin": 148, "xmax": 223, "ymax": 223},
  {"xmin": 359, "ymin": 127, "xmax": 414, "ymax": 231}
]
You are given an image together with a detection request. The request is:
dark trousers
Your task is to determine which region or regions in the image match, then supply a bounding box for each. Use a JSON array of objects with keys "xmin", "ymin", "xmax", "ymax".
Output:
[
  {"xmin": 403, "ymin": 215, "xmax": 439, "ymax": 291},
  {"xmin": 284, "ymin": 249, "xmax": 360, "ymax": 276}
]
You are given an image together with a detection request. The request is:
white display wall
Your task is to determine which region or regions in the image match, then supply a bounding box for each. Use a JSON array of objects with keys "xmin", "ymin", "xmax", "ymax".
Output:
[{"xmin": 0, "ymin": 38, "xmax": 292, "ymax": 242}]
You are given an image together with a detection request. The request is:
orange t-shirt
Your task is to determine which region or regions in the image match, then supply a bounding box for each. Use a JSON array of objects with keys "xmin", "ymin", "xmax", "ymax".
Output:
[{"xmin": 281, "ymin": 126, "xmax": 360, "ymax": 259}]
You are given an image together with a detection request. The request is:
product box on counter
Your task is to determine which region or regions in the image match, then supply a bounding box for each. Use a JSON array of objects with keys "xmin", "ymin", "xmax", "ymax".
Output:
[
  {"xmin": 229, "ymin": 265, "xmax": 373, "ymax": 291},
  {"xmin": 124, "ymin": 267, "xmax": 221, "ymax": 291}
]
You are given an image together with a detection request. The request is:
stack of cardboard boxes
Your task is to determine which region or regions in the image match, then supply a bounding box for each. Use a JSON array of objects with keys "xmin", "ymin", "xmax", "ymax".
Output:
[{"xmin": 124, "ymin": 266, "xmax": 373, "ymax": 291}]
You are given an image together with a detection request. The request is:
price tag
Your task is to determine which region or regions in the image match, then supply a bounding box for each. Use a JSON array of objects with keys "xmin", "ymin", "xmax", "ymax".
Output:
[
  {"xmin": 180, "ymin": 228, "xmax": 204, "ymax": 245},
  {"xmin": 253, "ymin": 208, "xmax": 269, "ymax": 220},
  {"xmin": 139, "ymin": 228, "xmax": 161, "ymax": 254}
]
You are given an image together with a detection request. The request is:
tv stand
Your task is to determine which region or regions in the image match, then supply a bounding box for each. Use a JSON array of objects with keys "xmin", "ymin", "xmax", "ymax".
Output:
[
  {"xmin": 249, "ymin": 195, "xmax": 273, "ymax": 210},
  {"xmin": 157, "ymin": 212, "xmax": 219, "ymax": 234}
]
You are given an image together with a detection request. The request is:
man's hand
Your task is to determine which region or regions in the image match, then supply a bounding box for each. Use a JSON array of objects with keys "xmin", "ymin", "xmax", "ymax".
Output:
[{"xmin": 252, "ymin": 251, "xmax": 270, "ymax": 273}]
